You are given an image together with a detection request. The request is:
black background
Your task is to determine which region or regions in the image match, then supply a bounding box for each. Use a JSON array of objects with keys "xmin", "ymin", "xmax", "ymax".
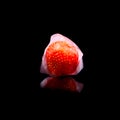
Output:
[
  {"xmin": 7, "ymin": 3, "xmax": 116, "ymax": 116},
  {"xmin": 27, "ymin": 11, "xmax": 100, "ymax": 96},
  {"xmin": 2, "ymin": 2, "xmax": 118, "ymax": 118},
  {"xmin": 30, "ymin": 11, "xmax": 103, "ymax": 106}
]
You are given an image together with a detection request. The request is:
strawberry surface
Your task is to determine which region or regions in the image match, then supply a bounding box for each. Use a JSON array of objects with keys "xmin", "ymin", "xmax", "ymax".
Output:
[{"xmin": 46, "ymin": 41, "xmax": 79, "ymax": 76}]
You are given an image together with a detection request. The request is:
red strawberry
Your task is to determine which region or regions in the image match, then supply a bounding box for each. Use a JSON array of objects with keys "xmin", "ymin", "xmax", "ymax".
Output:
[
  {"xmin": 40, "ymin": 33, "xmax": 83, "ymax": 76},
  {"xmin": 46, "ymin": 41, "xmax": 78, "ymax": 76}
]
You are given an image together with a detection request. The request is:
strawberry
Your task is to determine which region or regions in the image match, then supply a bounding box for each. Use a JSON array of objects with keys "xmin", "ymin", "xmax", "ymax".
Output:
[
  {"xmin": 46, "ymin": 41, "xmax": 79, "ymax": 76},
  {"xmin": 40, "ymin": 33, "xmax": 83, "ymax": 76}
]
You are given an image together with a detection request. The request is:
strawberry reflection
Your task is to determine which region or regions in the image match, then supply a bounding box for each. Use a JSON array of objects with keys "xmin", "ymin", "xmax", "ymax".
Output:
[{"xmin": 40, "ymin": 77, "xmax": 84, "ymax": 93}]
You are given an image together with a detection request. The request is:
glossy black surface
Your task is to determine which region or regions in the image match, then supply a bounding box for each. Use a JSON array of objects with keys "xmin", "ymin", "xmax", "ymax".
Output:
[
  {"xmin": 19, "ymin": 9, "xmax": 108, "ymax": 109},
  {"xmin": 4, "ymin": 3, "xmax": 116, "ymax": 117}
]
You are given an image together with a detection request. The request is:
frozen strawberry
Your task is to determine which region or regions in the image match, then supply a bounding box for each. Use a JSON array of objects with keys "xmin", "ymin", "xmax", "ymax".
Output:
[{"xmin": 40, "ymin": 33, "xmax": 83, "ymax": 76}]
